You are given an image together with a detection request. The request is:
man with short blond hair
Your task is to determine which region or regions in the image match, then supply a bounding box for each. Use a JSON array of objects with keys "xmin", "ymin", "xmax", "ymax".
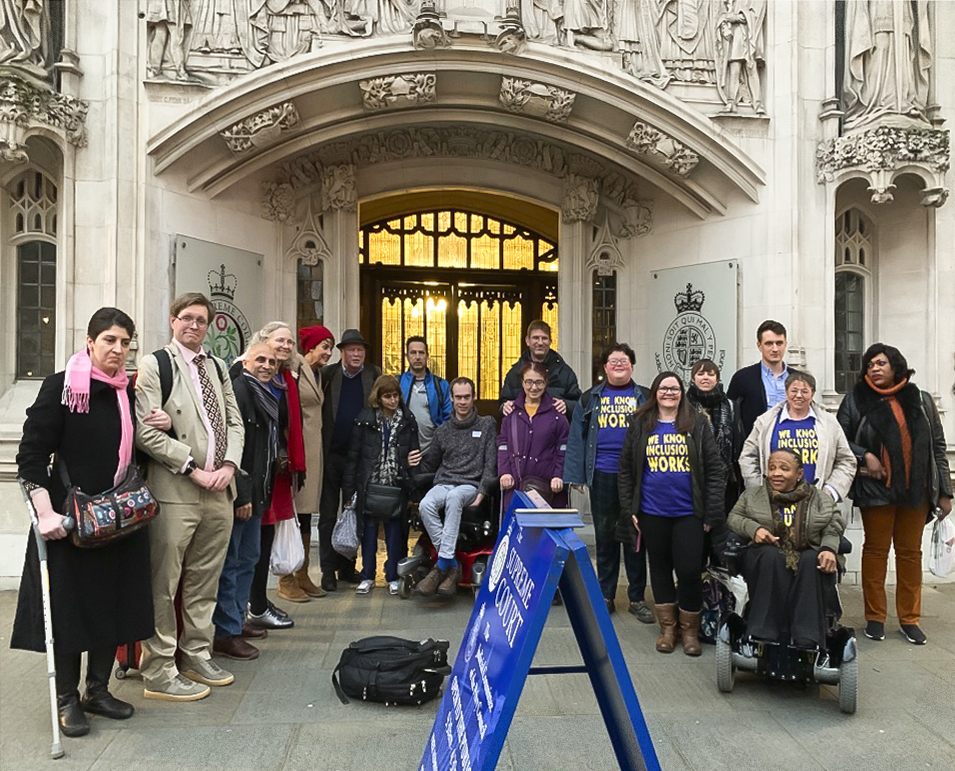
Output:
[{"xmin": 136, "ymin": 292, "xmax": 244, "ymax": 701}]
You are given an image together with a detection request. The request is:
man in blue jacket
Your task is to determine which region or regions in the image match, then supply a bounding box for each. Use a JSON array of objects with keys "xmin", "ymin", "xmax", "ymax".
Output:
[
  {"xmin": 564, "ymin": 343, "xmax": 652, "ymax": 622},
  {"xmin": 399, "ymin": 336, "xmax": 451, "ymax": 453}
]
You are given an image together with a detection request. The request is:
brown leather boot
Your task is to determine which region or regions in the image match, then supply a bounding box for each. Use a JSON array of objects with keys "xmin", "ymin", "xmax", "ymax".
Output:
[
  {"xmin": 679, "ymin": 609, "xmax": 702, "ymax": 656},
  {"xmin": 295, "ymin": 533, "xmax": 326, "ymax": 597},
  {"xmin": 654, "ymin": 603, "xmax": 678, "ymax": 653},
  {"xmin": 277, "ymin": 573, "xmax": 310, "ymax": 602}
]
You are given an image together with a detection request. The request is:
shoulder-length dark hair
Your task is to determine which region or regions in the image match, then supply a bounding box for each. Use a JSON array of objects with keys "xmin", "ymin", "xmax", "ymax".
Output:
[
  {"xmin": 859, "ymin": 343, "xmax": 915, "ymax": 384},
  {"xmin": 633, "ymin": 371, "xmax": 697, "ymax": 434}
]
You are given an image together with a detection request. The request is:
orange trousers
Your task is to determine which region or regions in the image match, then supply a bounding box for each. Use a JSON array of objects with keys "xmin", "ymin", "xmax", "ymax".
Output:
[{"xmin": 860, "ymin": 504, "xmax": 928, "ymax": 625}]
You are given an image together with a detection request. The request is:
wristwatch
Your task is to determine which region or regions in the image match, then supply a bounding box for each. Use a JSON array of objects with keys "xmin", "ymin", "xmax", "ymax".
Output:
[{"xmin": 183, "ymin": 459, "xmax": 198, "ymax": 477}]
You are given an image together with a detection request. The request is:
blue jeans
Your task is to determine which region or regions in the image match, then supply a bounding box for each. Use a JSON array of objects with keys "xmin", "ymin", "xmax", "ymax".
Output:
[
  {"xmin": 359, "ymin": 518, "xmax": 406, "ymax": 582},
  {"xmin": 213, "ymin": 513, "xmax": 262, "ymax": 638}
]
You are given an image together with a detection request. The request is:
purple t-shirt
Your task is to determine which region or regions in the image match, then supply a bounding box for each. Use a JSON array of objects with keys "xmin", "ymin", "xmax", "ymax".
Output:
[
  {"xmin": 770, "ymin": 413, "xmax": 818, "ymax": 485},
  {"xmin": 594, "ymin": 383, "xmax": 639, "ymax": 474},
  {"xmin": 641, "ymin": 420, "xmax": 694, "ymax": 517}
]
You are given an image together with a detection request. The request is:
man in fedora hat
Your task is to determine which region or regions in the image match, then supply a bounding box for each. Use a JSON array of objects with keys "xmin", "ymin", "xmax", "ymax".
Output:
[{"xmin": 318, "ymin": 329, "xmax": 382, "ymax": 591}]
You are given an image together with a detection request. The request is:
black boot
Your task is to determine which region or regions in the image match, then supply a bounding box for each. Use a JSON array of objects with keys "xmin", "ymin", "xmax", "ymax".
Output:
[
  {"xmin": 81, "ymin": 647, "xmax": 134, "ymax": 720},
  {"xmin": 57, "ymin": 693, "xmax": 90, "ymax": 737},
  {"xmin": 54, "ymin": 651, "xmax": 89, "ymax": 737}
]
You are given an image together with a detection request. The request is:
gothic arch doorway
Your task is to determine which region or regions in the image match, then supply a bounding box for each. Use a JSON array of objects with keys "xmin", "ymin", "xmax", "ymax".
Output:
[{"xmin": 359, "ymin": 191, "xmax": 559, "ymax": 415}]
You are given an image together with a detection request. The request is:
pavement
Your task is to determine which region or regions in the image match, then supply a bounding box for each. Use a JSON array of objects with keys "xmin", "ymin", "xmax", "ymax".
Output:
[{"xmin": 2, "ymin": 565, "xmax": 955, "ymax": 771}]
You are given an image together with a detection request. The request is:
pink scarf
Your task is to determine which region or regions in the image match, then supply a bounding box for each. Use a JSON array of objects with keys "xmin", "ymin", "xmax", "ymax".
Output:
[{"xmin": 62, "ymin": 350, "xmax": 133, "ymax": 485}]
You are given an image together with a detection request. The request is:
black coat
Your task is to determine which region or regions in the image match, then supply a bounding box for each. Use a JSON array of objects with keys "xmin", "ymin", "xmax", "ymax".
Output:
[
  {"xmin": 12, "ymin": 373, "xmax": 154, "ymax": 655},
  {"xmin": 499, "ymin": 349, "xmax": 582, "ymax": 419},
  {"xmin": 342, "ymin": 407, "xmax": 420, "ymax": 526},
  {"xmin": 727, "ymin": 361, "xmax": 802, "ymax": 438},
  {"xmin": 232, "ymin": 372, "xmax": 289, "ymax": 517},
  {"xmin": 616, "ymin": 413, "xmax": 727, "ymax": 543},
  {"xmin": 836, "ymin": 380, "xmax": 952, "ymax": 510},
  {"xmin": 321, "ymin": 362, "xmax": 382, "ymax": 454}
]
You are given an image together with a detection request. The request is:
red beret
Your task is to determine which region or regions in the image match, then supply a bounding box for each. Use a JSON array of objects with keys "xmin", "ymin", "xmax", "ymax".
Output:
[{"xmin": 299, "ymin": 325, "xmax": 334, "ymax": 353}]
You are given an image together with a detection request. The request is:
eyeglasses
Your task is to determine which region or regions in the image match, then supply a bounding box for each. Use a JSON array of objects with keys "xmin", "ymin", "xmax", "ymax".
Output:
[
  {"xmin": 657, "ymin": 386, "xmax": 681, "ymax": 394},
  {"xmin": 606, "ymin": 358, "xmax": 631, "ymax": 366},
  {"xmin": 523, "ymin": 379, "xmax": 546, "ymax": 388},
  {"xmin": 176, "ymin": 315, "xmax": 209, "ymax": 329}
]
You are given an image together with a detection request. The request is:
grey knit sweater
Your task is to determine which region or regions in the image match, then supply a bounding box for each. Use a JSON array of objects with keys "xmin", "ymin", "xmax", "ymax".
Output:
[{"xmin": 421, "ymin": 409, "xmax": 498, "ymax": 491}]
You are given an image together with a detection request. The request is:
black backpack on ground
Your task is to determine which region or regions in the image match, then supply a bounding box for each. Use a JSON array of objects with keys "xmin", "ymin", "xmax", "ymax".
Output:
[{"xmin": 332, "ymin": 636, "xmax": 452, "ymax": 706}]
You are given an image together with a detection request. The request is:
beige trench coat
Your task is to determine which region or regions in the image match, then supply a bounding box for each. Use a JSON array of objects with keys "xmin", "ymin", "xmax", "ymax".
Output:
[{"xmin": 292, "ymin": 353, "xmax": 324, "ymax": 514}]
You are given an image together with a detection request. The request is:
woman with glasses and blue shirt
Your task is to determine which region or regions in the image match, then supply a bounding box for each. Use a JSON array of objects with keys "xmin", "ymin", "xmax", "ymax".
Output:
[
  {"xmin": 616, "ymin": 371, "xmax": 725, "ymax": 656},
  {"xmin": 498, "ymin": 362, "xmax": 569, "ymax": 510}
]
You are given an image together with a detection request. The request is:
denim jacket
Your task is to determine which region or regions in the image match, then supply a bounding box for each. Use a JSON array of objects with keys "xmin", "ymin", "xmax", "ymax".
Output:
[{"xmin": 563, "ymin": 380, "xmax": 648, "ymax": 487}]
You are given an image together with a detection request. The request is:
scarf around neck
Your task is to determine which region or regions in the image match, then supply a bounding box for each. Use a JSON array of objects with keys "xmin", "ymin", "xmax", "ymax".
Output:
[
  {"xmin": 372, "ymin": 408, "xmax": 404, "ymax": 485},
  {"xmin": 62, "ymin": 349, "xmax": 133, "ymax": 486},
  {"xmin": 863, "ymin": 375, "xmax": 913, "ymax": 491},
  {"xmin": 767, "ymin": 480, "xmax": 813, "ymax": 571},
  {"xmin": 687, "ymin": 383, "xmax": 734, "ymax": 462}
]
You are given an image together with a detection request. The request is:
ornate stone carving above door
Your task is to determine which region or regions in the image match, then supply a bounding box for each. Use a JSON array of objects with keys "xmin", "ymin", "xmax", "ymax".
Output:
[
  {"xmin": 499, "ymin": 78, "xmax": 576, "ymax": 123},
  {"xmin": 626, "ymin": 121, "xmax": 699, "ymax": 177},
  {"xmin": 220, "ymin": 101, "xmax": 300, "ymax": 154},
  {"xmin": 359, "ymin": 73, "xmax": 436, "ymax": 111},
  {"xmin": 562, "ymin": 174, "xmax": 599, "ymax": 222},
  {"xmin": 0, "ymin": 77, "xmax": 88, "ymax": 163}
]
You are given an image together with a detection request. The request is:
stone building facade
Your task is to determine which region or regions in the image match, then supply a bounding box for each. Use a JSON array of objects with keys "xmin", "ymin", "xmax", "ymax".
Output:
[{"xmin": 0, "ymin": 0, "xmax": 952, "ymax": 585}]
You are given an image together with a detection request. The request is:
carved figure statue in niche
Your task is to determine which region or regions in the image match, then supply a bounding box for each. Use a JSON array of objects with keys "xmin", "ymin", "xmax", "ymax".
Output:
[
  {"xmin": 843, "ymin": 0, "xmax": 932, "ymax": 130},
  {"xmin": 714, "ymin": 0, "xmax": 764, "ymax": 114},
  {"xmin": 616, "ymin": 0, "xmax": 670, "ymax": 87},
  {"xmin": 250, "ymin": 0, "xmax": 326, "ymax": 63},
  {"xmin": 522, "ymin": 0, "xmax": 563, "ymax": 46},
  {"xmin": 563, "ymin": 0, "xmax": 613, "ymax": 50},
  {"xmin": 192, "ymin": 0, "xmax": 244, "ymax": 54},
  {"xmin": 332, "ymin": 0, "xmax": 374, "ymax": 36},
  {"xmin": 657, "ymin": 0, "xmax": 716, "ymax": 82},
  {"xmin": 146, "ymin": 0, "xmax": 194, "ymax": 80},
  {"xmin": 1, "ymin": 0, "xmax": 51, "ymax": 82}
]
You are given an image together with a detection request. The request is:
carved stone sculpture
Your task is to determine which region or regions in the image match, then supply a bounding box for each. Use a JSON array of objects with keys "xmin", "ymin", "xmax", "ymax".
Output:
[
  {"xmin": 563, "ymin": 0, "xmax": 614, "ymax": 51},
  {"xmin": 521, "ymin": 0, "xmax": 562, "ymax": 45},
  {"xmin": 145, "ymin": 0, "xmax": 194, "ymax": 81},
  {"xmin": 657, "ymin": 0, "xmax": 716, "ymax": 83},
  {"xmin": 815, "ymin": 126, "xmax": 949, "ymax": 207},
  {"xmin": 499, "ymin": 78, "xmax": 576, "ymax": 123},
  {"xmin": 0, "ymin": 76, "xmax": 88, "ymax": 162},
  {"xmin": 617, "ymin": 0, "xmax": 670, "ymax": 88},
  {"xmin": 614, "ymin": 198, "xmax": 654, "ymax": 238},
  {"xmin": 562, "ymin": 174, "xmax": 600, "ymax": 222},
  {"xmin": 626, "ymin": 121, "xmax": 700, "ymax": 176},
  {"xmin": 250, "ymin": 0, "xmax": 325, "ymax": 63},
  {"xmin": 714, "ymin": 0, "xmax": 765, "ymax": 114},
  {"xmin": 261, "ymin": 181, "xmax": 296, "ymax": 221},
  {"xmin": 843, "ymin": 0, "xmax": 932, "ymax": 130},
  {"xmin": 220, "ymin": 101, "xmax": 300, "ymax": 154},
  {"xmin": 1, "ymin": 0, "xmax": 51, "ymax": 83},
  {"xmin": 321, "ymin": 163, "xmax": 357, "ymax": 210},
  {"xmin": 413, "ymin": 0, "xmax": 450, "ymax": 49},
  {"xmin": 359, "ymin": 72, "xmax": 436, "ymax": 110}
]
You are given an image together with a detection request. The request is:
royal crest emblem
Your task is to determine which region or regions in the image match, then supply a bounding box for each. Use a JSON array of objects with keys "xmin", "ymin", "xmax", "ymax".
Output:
[
  {"xmin": 655, "ymin": 283, "xmax": 725, "ymax": 381},
  {"xmin": 207, "ymin": 264, "xmax": 252, "ymax": 366}
]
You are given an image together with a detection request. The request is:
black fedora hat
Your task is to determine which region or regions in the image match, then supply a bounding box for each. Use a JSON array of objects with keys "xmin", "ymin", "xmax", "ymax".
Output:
[{"xmin": 337, "ymin": 328, "xmax": 371, "ymax": 350}]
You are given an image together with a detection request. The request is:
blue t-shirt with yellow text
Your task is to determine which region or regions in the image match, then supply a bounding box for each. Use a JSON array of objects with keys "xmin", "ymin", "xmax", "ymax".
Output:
[
  {"xmin": 640, "ymin": 420, "xmax": 694, "ymax": 517},
  {"xmin": 594, "ymin": 383, "xmax": 639, "ymax": 473}
]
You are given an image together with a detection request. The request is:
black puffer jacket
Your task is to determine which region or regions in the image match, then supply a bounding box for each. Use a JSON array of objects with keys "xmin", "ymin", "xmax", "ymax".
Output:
[
  {"xmin": 616, "ymin": 412, "xmax": 726, "ymax": 543},
  {"xmin": 343, "ymin": 406, "xmax": 420, "ymax": 525},
  {"xmin": 836, "ymin": 379, "xmax": 952, "ymax": 510},
  {"xmin": 499, "ymin": 349, "xmax": 582, "ymax": 419}
]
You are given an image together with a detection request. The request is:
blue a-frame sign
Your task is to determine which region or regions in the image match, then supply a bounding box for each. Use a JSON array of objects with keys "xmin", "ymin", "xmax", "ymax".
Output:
[{"xmin": 419, "ymin": 492, "xmax": 662, "ymax": 771}]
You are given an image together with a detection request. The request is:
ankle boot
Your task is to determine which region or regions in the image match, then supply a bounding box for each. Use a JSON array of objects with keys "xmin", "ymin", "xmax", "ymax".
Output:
[
  {"xmin": 82, "ymin": 647, "xmax": 134, "ymax": 719},
  {"xmin": 57, "ymin": 692, "xmax": 90, "ymax": 737},
  {"xmin": 54, "ymin": 651, "xmax": 89, "ymax": 735},
  {"xmin": 295, "ymin": 532, "xmax": 326, "ymax": 597},
  {"xmin": 679, "ymin": 609, "xmax": 703, "ymax": 657},
  {"xmin": 654, "ymin": 603, "xmax": 678, "ymax": 653},
  {"xmin": 277, "ymin": 573, "xmax": 311, "ymax": 602}
]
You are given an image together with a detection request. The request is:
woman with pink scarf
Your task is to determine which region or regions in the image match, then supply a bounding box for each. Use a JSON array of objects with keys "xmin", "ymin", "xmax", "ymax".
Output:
[{"xmin": 12, "ymin": 308, "xmax": 168, "ymax": 739}]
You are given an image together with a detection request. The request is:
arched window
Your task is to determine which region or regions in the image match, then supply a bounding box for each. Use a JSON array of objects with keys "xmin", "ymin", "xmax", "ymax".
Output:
[
  {"xmin": 834, "ymin": 208, "xmax": 874, "ymax": 393},
  {"xmin": 11, "ymin": 170, "xmax": 58, "ymax": 379}
]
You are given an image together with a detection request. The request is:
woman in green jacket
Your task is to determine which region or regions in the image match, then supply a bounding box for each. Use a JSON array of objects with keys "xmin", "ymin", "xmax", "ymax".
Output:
[{"xmin": 728, "ymin": 448, "xmax": 845, "ymax": 649}]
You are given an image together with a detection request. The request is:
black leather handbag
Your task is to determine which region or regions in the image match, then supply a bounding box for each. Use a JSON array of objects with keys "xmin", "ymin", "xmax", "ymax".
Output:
[{"xmin": 363, "ymin": 483, "xmax": 406, "ymax": 520}]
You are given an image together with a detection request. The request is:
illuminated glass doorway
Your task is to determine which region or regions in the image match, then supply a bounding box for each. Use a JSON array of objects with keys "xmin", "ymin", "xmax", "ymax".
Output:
[{"xmin": 359, "ymin": 208, "xmax": 558, "ymax": 414}]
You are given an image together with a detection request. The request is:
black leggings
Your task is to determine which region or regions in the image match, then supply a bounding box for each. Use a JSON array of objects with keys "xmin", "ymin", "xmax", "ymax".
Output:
[
  {"xmin": 640, "ymin": 512, "xmax": 705, "ymax": 612},
  {"xmin": 249, "ymin": 524, "xmax": 275, "ymax": 615}
]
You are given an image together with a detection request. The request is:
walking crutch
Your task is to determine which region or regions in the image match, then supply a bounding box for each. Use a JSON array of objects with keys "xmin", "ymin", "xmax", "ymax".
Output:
[{"xmin": 17, "ymin": 477, "xmax": 73, "ymax": 760}]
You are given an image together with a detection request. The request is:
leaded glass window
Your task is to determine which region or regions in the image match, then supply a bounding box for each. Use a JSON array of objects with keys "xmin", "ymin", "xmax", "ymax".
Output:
[
  {"xmin": 835, "ymin": 208, "xmax": 874, "ymax": 393},
  {"xmin": 592, "ymin": 271, "xmax": 617, "ymax": 385},
  {"xmin": 17, "ymin": 241, "xmax": 57, "ymax": 379}
]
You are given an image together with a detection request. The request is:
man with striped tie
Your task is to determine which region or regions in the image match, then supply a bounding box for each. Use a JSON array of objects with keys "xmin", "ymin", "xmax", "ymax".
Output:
[{"xmin": 135, "ymin": 293, "xmax": 244, "ymax": 702}]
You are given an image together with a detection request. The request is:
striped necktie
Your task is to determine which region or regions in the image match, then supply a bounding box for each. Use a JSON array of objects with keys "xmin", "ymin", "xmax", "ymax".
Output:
[{"xmin": 195, "ymin": 353, "xmax": 227, "ymax": 469}]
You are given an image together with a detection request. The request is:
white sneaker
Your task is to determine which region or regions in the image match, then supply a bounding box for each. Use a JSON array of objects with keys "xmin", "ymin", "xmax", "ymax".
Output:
[
  {"xmin": 388, "ymin": 581, "xmax": 399, "ymax": 595},
  {"xmin": 356, "ymin": 579, "xmax": 374, "ymax": 594}
]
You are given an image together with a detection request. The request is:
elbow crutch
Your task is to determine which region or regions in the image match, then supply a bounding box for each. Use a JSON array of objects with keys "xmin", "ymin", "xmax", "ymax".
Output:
[{"xmin": 17, "ymin": 477, "xmax": 73, "ymax": 760}]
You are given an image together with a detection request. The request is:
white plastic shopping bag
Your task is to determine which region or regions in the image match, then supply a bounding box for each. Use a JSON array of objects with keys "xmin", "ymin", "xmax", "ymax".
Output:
[
  {"xmin": 929, "ymin": 515, "xmax": 955, "ymax": 578},
  {"xmin": 270, "ymin": 516, "xmax": 305, "ymax": 575}
]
